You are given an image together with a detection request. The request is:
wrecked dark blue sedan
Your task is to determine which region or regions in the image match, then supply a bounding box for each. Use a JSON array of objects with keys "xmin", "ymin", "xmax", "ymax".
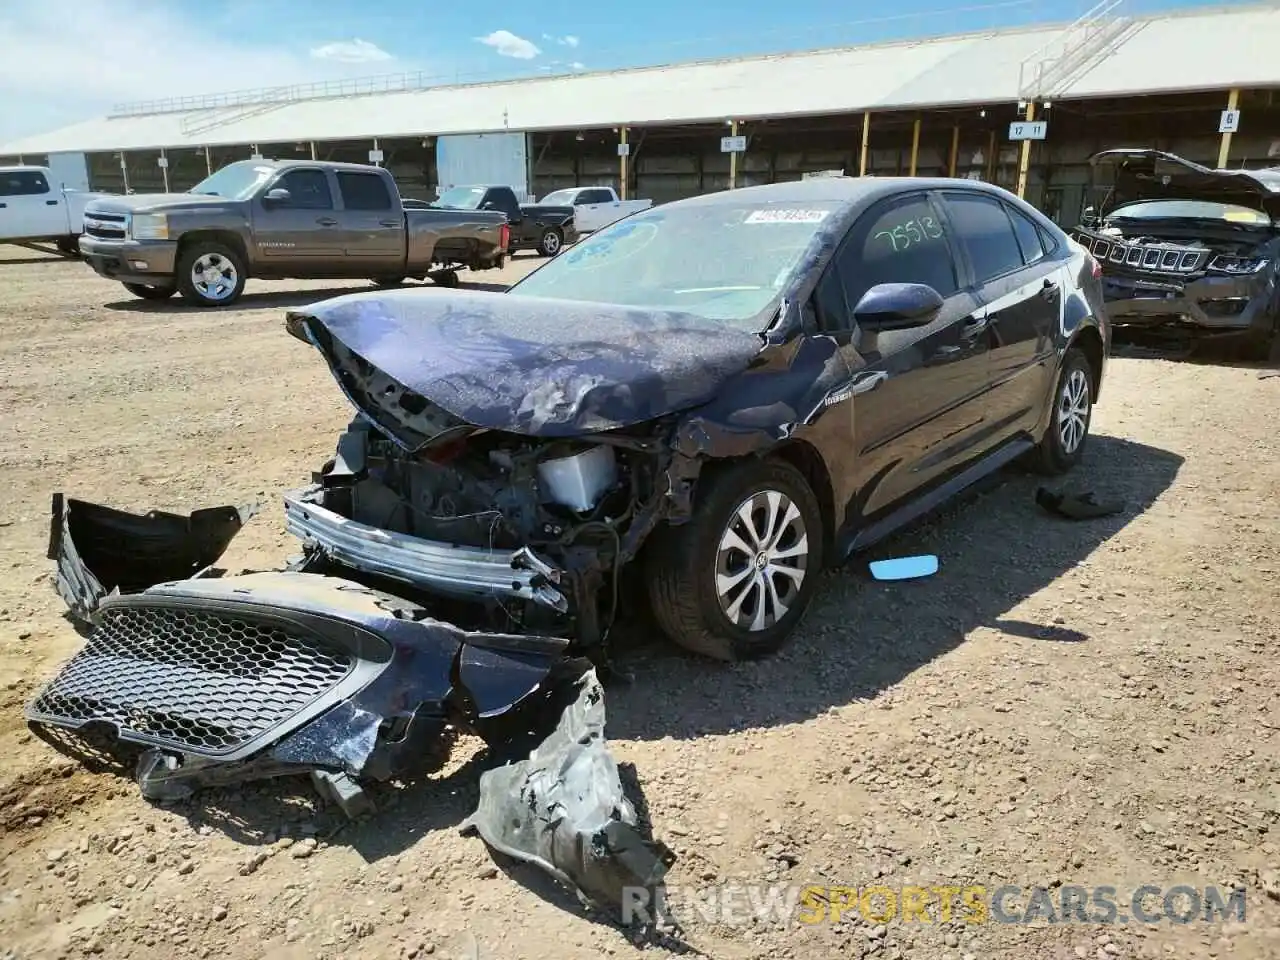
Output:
[{"xmin": 29, "ymin": 177, "xmax": 1109, "ymax": 817}]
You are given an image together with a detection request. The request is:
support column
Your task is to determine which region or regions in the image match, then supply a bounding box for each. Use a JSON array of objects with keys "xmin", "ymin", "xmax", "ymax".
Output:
[
  {"xmin": 1218, "ymin": 88, "xmax": 1241, "ymax": 168},
  {"xmin": 728, "ymin": 120, "xmax": 739, "ymax": 190},
  {"xmin": 159, "ymin": 148, "xmax": 170, "ymax": 192},
  {"xmin": 986, "ymin": 129, "xmax": 996, "ymax": 183},
  {"xmin": 119, "ymin": 153, "xmax": 130, "ymax": 194},
  {"xmin": 909, "ymin": 116, "xmax": 922, "ymax": 176},
  {"xmin": 310, "ymin": 141, "xmax": 317, "ymax": 160},
  {"xmin": 372, "ymin": 137, "xmax": 381, "ymax": 167},
  {"xmin": 859, "ymin": 111, "xmax": 871, "ymax": 176},
  {"xmin": 620, "ymin": 127, "xmax": 628, "ymax": 200},
  {"xmin": 1015, "ymin": 102, "xmax": 1035, "ymax": 199},
  {"xmin": 204, "ymin": 146, "xmax": 212, "ymax": 175},
  {"xmin": 948, "ymin": 124, "xmax": 960, "ymax": 178}
]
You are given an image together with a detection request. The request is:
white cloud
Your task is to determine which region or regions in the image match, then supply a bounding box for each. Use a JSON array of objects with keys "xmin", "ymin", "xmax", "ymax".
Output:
[
  {"xmin": 571, "ymin": 62, "xmax": 586, "ymax": 71},
  {"xmin": 562, "ymin": 35, "xmax": 580, "ymax": 48},
  {"xmin": 542, "ymin": 33, "xmax": 581, "ymax": 48},
  {"xmin": 0, "ymin": 0, "xmax": 413, "ymax": 149},
  {"xmin": 309, "ymin": 39, "xmax": 393, "ymax": 65},
  {"xmin": 477, "ymin": 29, "xmax": 541, "ymax": 60}
]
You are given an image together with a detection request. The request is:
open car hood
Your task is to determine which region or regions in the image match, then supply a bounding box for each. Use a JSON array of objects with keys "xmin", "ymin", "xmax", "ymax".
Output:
[
  {"xmin": 286, "ymin": 288, "xmax": 764, "ymax": 449},
  {"xmin": 1089, "ymin": 149, "xmax": 1280, "ymax": 217}
]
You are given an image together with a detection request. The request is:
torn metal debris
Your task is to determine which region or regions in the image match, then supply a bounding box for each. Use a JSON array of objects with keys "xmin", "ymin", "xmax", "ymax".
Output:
[{"xmin": 461, "ymin": 668, "xmax": 676, "ymax": 913}]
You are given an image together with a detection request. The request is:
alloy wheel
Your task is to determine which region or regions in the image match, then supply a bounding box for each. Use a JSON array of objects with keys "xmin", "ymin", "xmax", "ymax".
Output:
[{"xmin": 715, "ymin": 489, "xmax": 810, "ymax": 632}]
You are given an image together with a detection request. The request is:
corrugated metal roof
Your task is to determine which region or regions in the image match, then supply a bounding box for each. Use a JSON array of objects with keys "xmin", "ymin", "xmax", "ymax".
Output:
[{"xmin": 2, "ymin": 3, "xmax": 1275, "ymax": 156}]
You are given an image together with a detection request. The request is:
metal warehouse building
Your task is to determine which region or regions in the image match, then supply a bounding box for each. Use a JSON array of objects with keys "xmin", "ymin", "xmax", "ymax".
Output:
[{"xmin": 3, "ymin": 0, "xmax": 1279, "ymax": 226}]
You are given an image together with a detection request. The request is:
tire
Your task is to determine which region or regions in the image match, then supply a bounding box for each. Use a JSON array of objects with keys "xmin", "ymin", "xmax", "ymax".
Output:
[
  {"xmin": 123, "ymin": 282, "xmax": 177, "ymax": 300},
  {"xmin": 372, "ymin": 276, "xmax": 406, "ymax": 288},
  {"xmin": 536, "ymin": 227, "xmax": 563, "ymax": 257},
  {"xmin": 429, "ymin": 269, "xmax": 460, "ymax": 288},
  {"xmin": 1029, "ymin": 345, "xmax": 1094, "ymax": 475},
  {"xmin": 175, "ymin": 241, "xmax": 246, "ymax": 307},
  {"xmin": 56, "ymin": 237, "xmax": 81, "ymax": 258},
  {"xmin": 645, "ymin": 458, "xmax": 825, "ymax": 662}
]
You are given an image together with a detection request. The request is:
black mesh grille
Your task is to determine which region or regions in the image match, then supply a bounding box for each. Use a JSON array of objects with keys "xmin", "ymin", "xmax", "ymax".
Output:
[{"xmin": 28, "ymin": 605, "xmax": 354, "ymax": 756}]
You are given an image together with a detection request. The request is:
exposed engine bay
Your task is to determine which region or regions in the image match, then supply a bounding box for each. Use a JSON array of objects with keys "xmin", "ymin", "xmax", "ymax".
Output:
[
  {"xmin": 291, "ymin": 415, "xmax": 673, "ymax": 647},
  {"xmin": 1073, "ymin": 148, "xmax": 1280, "ymax": 353}
]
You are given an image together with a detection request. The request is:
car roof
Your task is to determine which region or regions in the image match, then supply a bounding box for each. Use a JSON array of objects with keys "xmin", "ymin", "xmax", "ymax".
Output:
[
  {"xmin": 225, "ymin": 158, "xmax": 390, "ymax": 174},
  {"xmin": 665, "ymin": 175, "xmax": 1023, "ymax": 212}
]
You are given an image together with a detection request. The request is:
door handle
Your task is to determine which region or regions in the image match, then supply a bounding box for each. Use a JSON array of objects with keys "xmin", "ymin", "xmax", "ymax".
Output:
[
  {"xmin": 1041, "ymin": 278, "xmax": 1059, "ymax": 299},
  {"xmin": 46, "ymin": 200, "xmax": 59, "ymax": 206},
  {"xmin": 378, "ymin": 219, "xmax": 400, "ymax": 227},
  {"xmin": 316, "ymin": 217, "xmax": 338, "ymax": 227},
  {"xmin": 960, "ymin": 315, "xmax": 989, "ymax": 338},
  {"xmin": 0, "ymin": 202, "xmax": 6, "ymax": 208}
]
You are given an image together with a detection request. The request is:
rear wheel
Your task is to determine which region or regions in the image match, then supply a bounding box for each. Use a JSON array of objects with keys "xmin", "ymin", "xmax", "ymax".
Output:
[
  {"xmin": 1029, "ymin": 346, "xmax": 1094, "ymax": 475},
  {"xmin": 536, "ymin": 227, "xmax": 563, "ymax": 257},
  {"xmin": 176, "ymin": 242, "xmax": 246, "ymax": 307},
  {"xmin": 646, "ymin": 459, "xmax": 824, "ymax": 661},
  {"xmin": 123, "ymin": 282, "xmax": 177, "ymax": 301},
  {"xmin": 429, "ymin": 269, "xmax": 460, "ymax": 288}
]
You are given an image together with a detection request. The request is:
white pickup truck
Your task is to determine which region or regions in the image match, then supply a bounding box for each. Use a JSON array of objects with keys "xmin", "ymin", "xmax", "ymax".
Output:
[
  {"xmin": 0, "ymin": 166, "xmax": 109, "ymax": 255},
  {"xmin": 537, "ymin": 186, "xmax": 653, "ymax": 233}
]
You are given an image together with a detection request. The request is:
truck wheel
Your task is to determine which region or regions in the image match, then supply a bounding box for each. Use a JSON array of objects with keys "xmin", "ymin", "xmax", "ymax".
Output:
[
  {"xmin": 372, "ymin": 276, "xmax": 406, "ymax": 288},
  {"xmin": 536, "ymin": 227, "xmax": 563, "ymax": 257},
  {"xmin": 429, "ymin": 269, "xmax": 460, "ymax": 288},
  {"xmin": 176, "ymin": 241, "xmax": 246, "ymax": 307},
  {"xmin": 123, "ymin": 282, "xmax": 177, "ymax": 301},
  {"xmin": 645, "ymin": 459, "xmax": 825, "ymax": 662},
  {"xmin": 56, "ymin": 237, "xmax": 81, "ymax": 258}
]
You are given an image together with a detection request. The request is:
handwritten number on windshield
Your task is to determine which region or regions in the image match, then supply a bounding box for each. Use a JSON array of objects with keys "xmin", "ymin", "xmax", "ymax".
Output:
[{"xmin": 874, "ymin": 216, "xmax": 944, "ymax": 253}]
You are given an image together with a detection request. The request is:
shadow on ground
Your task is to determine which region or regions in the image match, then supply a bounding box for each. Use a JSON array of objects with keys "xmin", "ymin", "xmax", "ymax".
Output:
[
  {"xmin": 1111, "ymin": 329, "xmax": 1280, "ymax": 369},
  {"xmin": 101, "ymin": 277, "xmax": 511, "ymax": 313},
  {"xmin": 602, "ymin": 433, "xmax": 1184, "ymax": 742}
]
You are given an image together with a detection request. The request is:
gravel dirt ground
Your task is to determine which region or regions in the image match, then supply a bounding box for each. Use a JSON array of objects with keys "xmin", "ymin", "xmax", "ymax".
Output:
[{"xmin": 0, "ymin": 251, "xmax": 1278, "ymax": 960}]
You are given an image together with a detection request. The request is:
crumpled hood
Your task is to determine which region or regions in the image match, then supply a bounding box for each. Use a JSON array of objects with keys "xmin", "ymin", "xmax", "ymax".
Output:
[
  {"xmin": 1090, "ymin": 149, "xmax": 1280, "ymax": 217},
  {"xmin": 286, "ymin": 287, "xmax": 764, "ymax": 446},
  {"xmin": 85, "ymin": 193, "xmax": 230, "ymax": 216}
]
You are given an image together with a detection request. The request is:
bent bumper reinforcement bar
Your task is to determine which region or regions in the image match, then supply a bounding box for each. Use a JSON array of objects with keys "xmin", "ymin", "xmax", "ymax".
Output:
[{"xmin": 282, "ymin": 488, "xmax": 568, "ymax": 612}]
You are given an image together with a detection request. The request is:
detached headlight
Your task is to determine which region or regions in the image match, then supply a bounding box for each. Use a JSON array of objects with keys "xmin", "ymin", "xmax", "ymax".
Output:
[
  {"xmin": 1208, "ymin": 255, "xmax": 1270, "ymax": 274},
  {"xmin": 130, "ymin": 213, "xmax": 169, "ymax": 240}
]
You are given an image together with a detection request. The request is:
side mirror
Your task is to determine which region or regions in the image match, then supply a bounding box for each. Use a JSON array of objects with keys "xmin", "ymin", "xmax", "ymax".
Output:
[
  {"xmin": 1081, "ymin": 205, "xmax": 1098, "ymax": 227},
  {"xmin": 853, "ymin": 283, "xmax": 943, "ymax": 330},
  {"xmin": 480, "ymin": 200, "xmax": 498, "ymax": 211},
  {"xmin": 263, "ymin": 187, "xmax": 291, "ymax": 205}
]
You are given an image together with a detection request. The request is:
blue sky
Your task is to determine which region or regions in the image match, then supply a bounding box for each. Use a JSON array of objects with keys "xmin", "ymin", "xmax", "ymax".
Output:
[{"xmin": 0, "ymin": 0, "xmax": 1246, "ymax": 145}]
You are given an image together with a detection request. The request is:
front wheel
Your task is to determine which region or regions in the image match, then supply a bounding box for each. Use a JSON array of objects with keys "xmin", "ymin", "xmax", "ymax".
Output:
[
  {"xmin": 176, "ymin": 241, "xmax": 246, "ymax": 307},
  {"xmin": 646, "ymin": 459, "xmax": 825, "ymax": 662},
  {"xmin": 1029, "ymin": 345, "xmax": 1095, "ymax": 475},
  {"xmin": 123, "ymin": 282, "xmax": 177, "ymax": 301},
  {"xmin": 536, "ymin": 227, "xmax": 563, "ymax": 257}
]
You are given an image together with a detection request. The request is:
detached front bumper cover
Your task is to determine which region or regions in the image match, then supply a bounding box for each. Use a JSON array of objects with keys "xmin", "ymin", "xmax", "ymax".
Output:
[{"xmin": 30, "ymin": 492, "xmax": 677, "ymax": 925}]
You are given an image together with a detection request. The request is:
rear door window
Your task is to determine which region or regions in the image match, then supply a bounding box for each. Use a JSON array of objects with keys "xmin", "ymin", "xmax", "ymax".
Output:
[
  {"xmin": 1007, "ymin": 204, "xmax": 1046, "ymax": 264},
  {"xmin": 943, "ymin": 192, "xmax": 1025, "ymax": 283},
  {"xmin": 581, "ymin": 189, "xmax": 614, "ymax": 204},
  {"xmin": 0, "ymin": 170, "xmax": 51, "ymax": 196},
  {"xmin": 336, "ymin": 172, "xmax": 392, "ymax": 211}
]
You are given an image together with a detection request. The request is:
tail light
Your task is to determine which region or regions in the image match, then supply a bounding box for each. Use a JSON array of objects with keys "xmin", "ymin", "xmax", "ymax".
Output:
[{"xmin": 499, "ymin": 223, "xmax": 510, "ymax": 252}]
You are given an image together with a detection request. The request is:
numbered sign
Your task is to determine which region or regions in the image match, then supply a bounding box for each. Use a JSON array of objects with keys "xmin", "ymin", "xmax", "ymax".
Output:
[
  {"xmin": 1008, "ymin": 121, "xmax": 1048, "ymax": 141},
  {"xmin": 157, "ymin": 156, "xmax": 168, "ymax": 169},
  {"xmin": 721, "ymin": 135, "xmax": 747, "ymax": 153},
  {"xmin": 368, "ymin": 148, "xmax": 385, "ymax": 163},
  {"xmin": 1219, "ymin": 110, "xmax": 1241, "ymax": 134},
  {"xmin": 616, "ymin": 142, "xmax": 630, "ymax": 157}
]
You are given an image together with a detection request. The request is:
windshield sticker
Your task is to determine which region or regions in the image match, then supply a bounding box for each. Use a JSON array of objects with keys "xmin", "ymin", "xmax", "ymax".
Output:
[
  {"xmin": 745, "ymin": 208, "xmax": 830, "ymax": 224},
  {"xmin": 873, "ymin": 216, "xmax": 944, "ymax": 252},
  {"xmin": 1223, "ymin": 209, "xmax": 1264, "ymax": 223}
]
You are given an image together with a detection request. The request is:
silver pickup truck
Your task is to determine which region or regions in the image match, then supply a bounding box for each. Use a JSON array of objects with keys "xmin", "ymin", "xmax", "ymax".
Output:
[{"xmin": 79, "ymin": 160, "xmax": 511, "ymax": 306}]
